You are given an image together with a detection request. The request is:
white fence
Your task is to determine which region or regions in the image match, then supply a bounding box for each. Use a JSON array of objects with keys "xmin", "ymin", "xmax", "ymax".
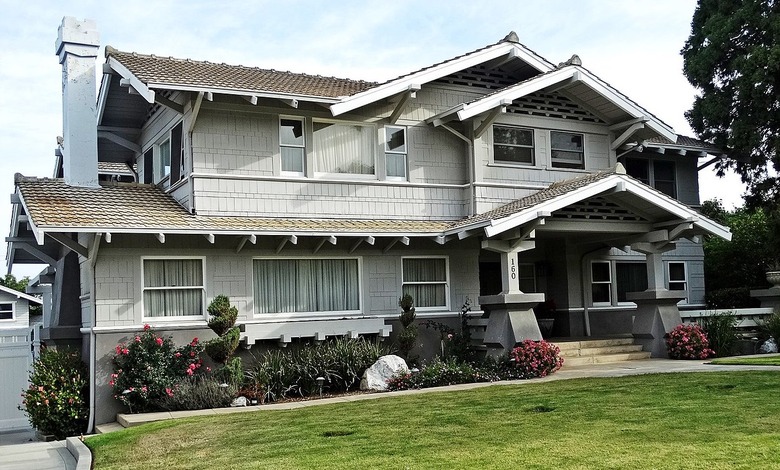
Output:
[
  {"xmin": 681, "ymin": 308, "xmax": 775, "ymax": 328},
  {"xmin": 0, "ymin": 324, "xmax": 41, "ymax": 432}
]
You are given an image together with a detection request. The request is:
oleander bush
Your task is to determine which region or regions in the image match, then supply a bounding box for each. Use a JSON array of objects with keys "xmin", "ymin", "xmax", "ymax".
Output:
[
  {"xmin": 666, "ymin": 323, "xmax": 714, "ymax": 359},
  {"xmin": 20, "ymin": 347, "xmax": 89, "ymax": 439},
  {"xmin": 510, "ymin": 340, "xmax": 564, "ymax": 378}
]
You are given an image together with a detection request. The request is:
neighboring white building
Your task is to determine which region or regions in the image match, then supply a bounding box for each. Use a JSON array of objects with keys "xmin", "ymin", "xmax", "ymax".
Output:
[{"xmin": 6, "ymin": 18, "xmax": 730, "ymax": 428}]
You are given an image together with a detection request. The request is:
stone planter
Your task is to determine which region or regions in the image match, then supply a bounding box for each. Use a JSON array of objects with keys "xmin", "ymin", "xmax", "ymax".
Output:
[{"xmin": 766, "ymin": 270, "xmax": 780, "ymax": 288}]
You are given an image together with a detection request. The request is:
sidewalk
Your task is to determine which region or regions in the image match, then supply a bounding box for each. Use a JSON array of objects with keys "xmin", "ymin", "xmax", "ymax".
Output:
[{"xmin": 0, "ymin": 429, "xmax": 76, "ymax": 470}]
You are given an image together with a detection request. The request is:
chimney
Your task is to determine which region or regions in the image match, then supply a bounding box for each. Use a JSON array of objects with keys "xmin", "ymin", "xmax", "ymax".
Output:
[{"xmin": 55, "ymin": 17, "xmax": 100, "ymax": 188}]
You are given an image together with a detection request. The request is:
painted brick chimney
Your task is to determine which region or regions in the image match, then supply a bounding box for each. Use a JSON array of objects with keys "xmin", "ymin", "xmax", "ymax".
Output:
[{"xmin": 55, "ymin": 17, "xmax": 100, "ymax": 188}]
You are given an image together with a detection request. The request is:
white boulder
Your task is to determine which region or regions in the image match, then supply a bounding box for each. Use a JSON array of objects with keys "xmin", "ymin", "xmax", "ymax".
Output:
[
  {"xmin": 760, "ymin": 338, "xmax": 778, "ymax": 354},
  {"xmin": 360, "ymin": 355, "xmax": 409, "ymax": 391}
]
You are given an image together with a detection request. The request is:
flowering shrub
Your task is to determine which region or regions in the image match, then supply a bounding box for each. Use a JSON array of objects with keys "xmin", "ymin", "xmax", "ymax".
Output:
[
  {"xmin": 20, "ymin": 347, "xmax": 88, "ymax": 439},
  {"xmin": 111, "ymin": 325, "xmax": 205, "ymax": 412},
  {"xmin": 510, "ymin": 340, "xmax": 564, "ymax": 378},
  {"xmin": 666, "ymin": 323, "xmax": 715, "ymax": 359}
]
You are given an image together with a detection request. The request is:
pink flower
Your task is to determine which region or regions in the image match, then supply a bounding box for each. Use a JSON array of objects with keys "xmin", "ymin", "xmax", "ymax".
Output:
[
  {"xmin": 186, "ymin": 368, "xmax": 194, "ymax": 376},
  {"xmin": 205, "ymin": 367, "xmax": 211, "ymax": 373},
  {"xmin": 115, "ymin": 345, "xmax": 122, "ymax": 354},
  {"xmin": 190, "ymin": 338, "xmax": 199, "ymax": 346},
  {"xmin": 141, "ymin": 386, "xmax": 148, "ymax": 392},
  {"xmin": 174, "ymin": 352, "xmax": 182, "ymax": 358},
  {"xmin": 122, "ymin": 348, "xmax": 129, "ymax": 355},
  {"xmin": 109, "ymin": 380, "xmax": 114, "ymax": 386},
  {"xmin": 155, "ymin": 337, "xmax": 163, "ymax": 346},
  {"xmin": 166, "ymin": 388, "xmax": 174, "ymax": 397},
  {"xmin": 134, "ymin": 336, "xmax": 141, "ymax": 343},
  {"xmin": 190, "ymin": 351, "xmax": 195, "ymax": 357},
  {"xmin": 189, "ymin": 363, "xmax": 196, "ymax": 370},
  {"xmin": 143, "ymin": 324, "xmax": 151, "ymax": 331}
]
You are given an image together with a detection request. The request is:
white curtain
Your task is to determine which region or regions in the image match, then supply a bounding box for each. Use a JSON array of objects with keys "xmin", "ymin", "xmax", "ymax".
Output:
[
  {"xmin": 143, "ymin": 259, "xmax": 203, "ymax": 317},
  {"xmin": 312, "ymin": 123, "xmax": 374, "ymax": 174},
  {"xmin": 402, "ymin": 258, "xmax": 446, "ymax": 308},
  {"xmin": 254, "ymin": 259, "xmax": 360, "ymax": 314}
]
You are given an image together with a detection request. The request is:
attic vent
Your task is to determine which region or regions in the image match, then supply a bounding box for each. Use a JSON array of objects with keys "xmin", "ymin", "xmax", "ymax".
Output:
[
  {"xmin": 552, "ymin": 197, "xmax": 646, "ymax": 221},
  {"xmin": 434, "ymin": 65, "xmax": 517, "ymax": 90},
  {"xmin": 144, "ymin": 90, "xmax": 175, "ymax": 122},
  {"xmin": 506, "ymin": 92, "xmax": 604, "ymax": 123}
]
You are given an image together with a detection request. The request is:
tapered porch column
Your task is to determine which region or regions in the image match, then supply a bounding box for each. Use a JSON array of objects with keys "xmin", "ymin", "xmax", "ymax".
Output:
[
  {"xmin": 479, "ymin": 239, "xmax": 544, "ymax": 357},
  {"xmin": 627, "ymin": 244, "xmax": 685, "ymax": 357}
]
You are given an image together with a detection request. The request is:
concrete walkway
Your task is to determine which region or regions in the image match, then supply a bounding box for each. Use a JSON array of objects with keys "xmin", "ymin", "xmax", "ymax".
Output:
[{"xmin": 2, "ymin": 358, "xmax": 778, "ymax": 469}]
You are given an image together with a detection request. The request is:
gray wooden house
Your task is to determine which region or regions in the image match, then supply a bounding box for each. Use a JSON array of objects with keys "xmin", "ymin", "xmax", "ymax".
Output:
[{"xmin": 6, "ymin": 18, "xmax": 730, "ymax": 428}]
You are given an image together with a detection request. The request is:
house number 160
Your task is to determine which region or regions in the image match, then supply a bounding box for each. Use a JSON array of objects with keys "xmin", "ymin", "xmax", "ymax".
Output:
[{"xmin": 510, "ymin": 258, "xmax": 516, "ymax": 279}]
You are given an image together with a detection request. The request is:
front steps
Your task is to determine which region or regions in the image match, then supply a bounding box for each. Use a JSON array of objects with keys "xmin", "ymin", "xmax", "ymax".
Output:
[{"xmin": 553, "ymin": 336, "xmax": 651, "ymax": 367}]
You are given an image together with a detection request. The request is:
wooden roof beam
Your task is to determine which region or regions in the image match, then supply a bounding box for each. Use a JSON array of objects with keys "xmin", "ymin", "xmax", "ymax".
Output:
[
  {"xmin": 474, "ymin": 101, "xmax": 510, "ymax": 139},
  {"xmin": 313, "ymin": 235, "xmax": 337, "ymax": 254},
  {"xmin": 279, "ymin": 98, "xmax": 299, "ymax": 108},
  {"xmin": 609, "ymin": 116, "xmax": 647, "ymax": 131},
  {"xmin": 276, "ymin": 235, "xmax": 298, "ymax": 254},
  {"xmin": 611, "ymin": 122, "xmax": 645, "ymax": 150},
  {"xmin": 235, "ymin": 233, "xmax": 257, "ymax": 254},
  {"xmin": 45, "ymin": 233, "xmax": 88, "ymax": 257},
  {"xmin": 243, "ymin": 95, "xmax": 258, "ymax": 105},
  {"xmin": 383, "ymin": 236, "xmax": 410, "ymax": 253},
  {"xmin": 155, "ymin": 233, "xmax": 166, "ymax": 244},
  {"xmin": 349, "ymin": 236, "xmax": 375, "ymax": 253},
  {"xmin": 97, "ymin": 130, "xmax": 141, "ymax": 153},
  {"xmin": 188, "ymin": 92, "xmax": 205, "ymax": 133},
  {"xmin": 204, "ymin": 233, "xmax": 215, "ymax": 244},
  {"xmin": 388, "ymin": 84, "xmax": 421, "ymax": 124}
]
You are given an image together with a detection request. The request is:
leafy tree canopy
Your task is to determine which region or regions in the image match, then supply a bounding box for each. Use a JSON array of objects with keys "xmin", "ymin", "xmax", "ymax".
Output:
[
  {"xmin": 682, "ymin": 0, "xmax": 780, "ymax": 208},
  {"xmin": 0, "ymin": 273, "xmax": 29, "ymax": 292}
]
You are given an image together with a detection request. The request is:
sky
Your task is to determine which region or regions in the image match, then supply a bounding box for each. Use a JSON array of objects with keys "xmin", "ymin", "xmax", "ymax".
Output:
[{"xmin": 0, "ymin": 0, "xmax": 747, "ymax": 278}]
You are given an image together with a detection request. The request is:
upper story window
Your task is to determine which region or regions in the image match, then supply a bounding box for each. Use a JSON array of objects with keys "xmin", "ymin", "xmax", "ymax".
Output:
[
  {"xmin": 493, "ymin": 125, "xmax": 534, "ymax": 165},
  {"xmin": 313, "ymin": 121, "xmax": 375, "ymax": 176},
  {"xmin": 280, "ymin": 118, "xmax": 305, "ymax": 175},
  {"xmin": 384, "ymin": 126, "xmax": 407, "ymax": 180},
  {"xmin": 625, "ymin": 158, "xmax": 677, "ymax": 198},
  {"xmin": 148, "ymin": 122, "xmax": 183, "ymax": 185},
  {"xmin": 0, "ymin": 302, "xmax": 14, "ymax": 321},
  {"xmin": 402, "ymin": 257, "xmax": 449, "ymax": 311},
  {"xmin": 142, "ymin": 258, "xmax": 205, "ymax": 319},
  {"xmin": 157, "ymin": 139, "xmax": 171, "ymax": 182},
  {"xmin": 551, "ymin": 131, "xmax": 584, "ymax": 169}
]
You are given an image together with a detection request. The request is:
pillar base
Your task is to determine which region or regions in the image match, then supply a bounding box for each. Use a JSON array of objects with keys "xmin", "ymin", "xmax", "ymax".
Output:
[
  {"xmin": 750, "ymin": 286, "xmax": 780, "ymax": 310},
  {"xmin": 627, "ymin": 290, "xmax": 685, "ymax": 358},
  {"xmin": 479, "ymin": 292, "xmax": 545, "ymax": 357}
]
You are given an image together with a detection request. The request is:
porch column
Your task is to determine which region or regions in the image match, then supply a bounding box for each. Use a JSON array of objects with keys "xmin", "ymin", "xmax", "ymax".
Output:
[
  {"xmin": 627, "ymin": 244, "xmax": 684, "ymax": 357},
  {"xmin": 479, "ymin": 240, "xmax": 544, "ymax": 357}
]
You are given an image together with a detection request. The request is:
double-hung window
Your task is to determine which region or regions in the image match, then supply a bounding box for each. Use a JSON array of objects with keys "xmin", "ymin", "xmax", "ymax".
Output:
[
  {"xmin": 616, "ymin": 262, "xmax": 648, "ymax": 302},
  {"xmin": 493, "ymin": 125, "xmax": 534, "ymax": 165},
  {"xmin": 384, "ymin": 126, "xmax": 407, "ymax": 179},
  {"xmin": 280, "ymin": 118, "xmax": 305, "ymax": 175},
  {"xmin": 142, "ymin": 258, "xmax": 205, "ymax": 319},
  {"xmin": 402, "ymin": 257, "xmax": 449, "ymax": 310},
  {"xmin": 667, "ymin": 262, "xmax": 688, "ymax": 301},
  {"xmin": 157, "ymin": 139, "xmax": 171, "ymax": 182},
  {"xmin": 591, "ymin": 260, "xmax": 648, "ymax": 306},
  {"xmin": 312, "ymin": 121, "xmax": 375, "ymax": 175},
  {"xmin": 590, "ymin": 261, "xmax": 612, "ymax": 305},
  {"xmin": 253, "ymin": 258, "xmax": 360, "ymax": 315},
  {"xmin": 624, "ymin": 158, "xmax": 677, "ymax": 198},
  {"xmin": 517, "ymin": 263, "xmax": 536, "ymax": 293},
  {"xmin": 0, "ymin": 302, "xmax": 13, "ymax": 321},
  {"xmin": 551, "ymin": 131, "xmax": 584, "ymax": 169}
]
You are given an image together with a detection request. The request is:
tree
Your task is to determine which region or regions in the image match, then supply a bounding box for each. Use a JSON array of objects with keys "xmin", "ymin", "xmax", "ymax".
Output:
[
  {"xmin": 0, "ymin": 274, "xmax": 29, "ymax": 292},
  {"xmin": 682, "ymin": 0, "xmax": 780, "ymax": 209}
]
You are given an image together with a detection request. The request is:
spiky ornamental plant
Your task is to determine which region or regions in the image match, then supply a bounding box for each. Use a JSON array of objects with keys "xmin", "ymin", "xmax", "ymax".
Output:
[
  {"xmin": 397, "ymin": 294, "xmax": 418, "ymax": 360},
  {"xmin": 204, "ymin": 295, "xmax": 243, "ymax": 385}
]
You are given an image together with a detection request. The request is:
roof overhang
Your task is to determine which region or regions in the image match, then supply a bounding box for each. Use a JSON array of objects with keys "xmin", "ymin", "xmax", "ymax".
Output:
[
  {"xmin": 329, "ymin": 42, "xmax": 555, "ymax": 117},
  {"xmin": 427, "ymin": 65, "xmax": 677, "ymax": 143},
  {"xmin": 448, "ymin": 173, "xmax": 731, "ymax": 242},
  {"xmin": 0, "ymin": 285, "xmax": 43, "ymax": 304}
]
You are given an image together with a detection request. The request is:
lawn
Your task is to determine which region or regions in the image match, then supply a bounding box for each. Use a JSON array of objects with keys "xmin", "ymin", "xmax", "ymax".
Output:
[
  {"xmin": 86, "ymin": 372, "xmax": 780, "ymax": 469},
  {"xmin": 711, "ymin": 354, "xmax": 780, "ymax": 366}
]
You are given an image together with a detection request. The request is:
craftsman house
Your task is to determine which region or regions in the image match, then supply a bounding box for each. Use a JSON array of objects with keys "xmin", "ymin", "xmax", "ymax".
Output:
[{"xmin": 6, "ymin": 18, "xmax": 730, "ymax": 427}]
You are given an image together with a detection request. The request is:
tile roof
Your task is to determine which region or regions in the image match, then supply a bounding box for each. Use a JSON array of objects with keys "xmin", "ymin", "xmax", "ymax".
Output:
[
  {"xmin": 98, "ymin": 161, "xmax": 135, "ymax": 174},
  {"xmin": 14, "ymin": 175, "xmax": 448, "ymax": 234},
  {"xmin": 106, "ymin": 47, "xmax": 377, "ymax": 99},
  {"xmin": 644, "ymin": 134, "xmax": 724, "ymax": 153},
  {"xmin": 449, "ymin": 167, "xmax": 619, "ymax": 229}
]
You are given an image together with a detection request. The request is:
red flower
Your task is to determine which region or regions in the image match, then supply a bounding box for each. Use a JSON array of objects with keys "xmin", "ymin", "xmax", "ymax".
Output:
[
  {"xmin": 143, "ymin": 324, "xmax": 151, "ymax": 331},
  {"xmin": 155, "ymin": 337, "xmax": 163, "ymax": 346},
  {"xmin": 134, "ymin": 336, "xmax": 141, "ymax": 343}
]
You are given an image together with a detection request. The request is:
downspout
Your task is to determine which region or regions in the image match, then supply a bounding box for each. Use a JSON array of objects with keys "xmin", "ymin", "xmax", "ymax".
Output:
[
  {"xmin": 440, "ymin": 124, "xmax": 476, "ymax": 216},
  {"xmin": 86, "ymin": 233, "xmax": 101, "ymax": 434}
]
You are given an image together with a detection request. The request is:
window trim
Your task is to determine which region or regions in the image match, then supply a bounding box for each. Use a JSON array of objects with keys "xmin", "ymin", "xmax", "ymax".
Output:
[
  {"xmin": 589, "ymin": 259, "xmax": 649, "ymax": 307},
  {"xmin": 492, "ymin": 125, "xmax": 535, "ymax": 166},
  {"xmin": 279, "ymin": 116, "xmax": 306, "ymax": 176},
  {"xmin": 590, "ymin": 261, "xmax": 612, "ymax": 307},
  {"xmin": 141, "ymin": 256, "xmax": 207, "ymax": 321},
  {"xmin": 667, "ymin": 261, "xmax": 688, "ymax": 303},
  {"xmin": 0, "ymin": 301, "xmax": 15, "ymax": 321},
  {"xmin": 624, "ymin": 157, "xmax": 678, "ymax": 198},
  {"xmin": 251, "ymin": 256, "xmax": 364, "ymax": 318},
  {"xmin": 550, "ymin": 130, "xmax": 585, "ymax": 169},
  {"xmin": 384, "ymin": 125, "xmax": 408, "ymax": 181},
  {"xmin": 311, "ymin": 119, "xmax": 377, "ymax": 179},
  {"xmin": 401, "ymin": 256, "xmax": 450, "ymax": 312}
]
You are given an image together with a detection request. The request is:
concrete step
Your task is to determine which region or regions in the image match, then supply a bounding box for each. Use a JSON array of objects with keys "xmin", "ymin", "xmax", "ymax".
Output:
[
  {"xmin": 563, "ymin": 351, "xmax": 652, "ymax": 367},
  {"xmin": 560, "ymin": 344, "xmax": 645, "ymax": 357},
  {"xmin": 94, "ymin": 422, "xmax": 126, "ymax": 433},
  {"xmin": 554, "ymin": 337, "xmax": 635, "ymax": 351}
]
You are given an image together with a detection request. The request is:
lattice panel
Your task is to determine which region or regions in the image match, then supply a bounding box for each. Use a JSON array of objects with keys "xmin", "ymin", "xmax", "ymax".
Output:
[
  {"xmin": 144, "ymin": 90, "xmax": 174, "ymax": 121},
  {"xmin": 552, "ymin": 197, "xmax": 646, "ymax": 221},
  {"xmin": 435, "ymin": 65, "xmax": 518, "ymax": 90},
  {"xmin": 507, "ymin": 92, "xmax": 604, "ymax": 123}
]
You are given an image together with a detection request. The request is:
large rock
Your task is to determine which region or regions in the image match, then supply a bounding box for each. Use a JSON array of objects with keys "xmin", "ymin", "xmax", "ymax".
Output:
[{"xmin": 360, "ymin": 355, "xmax": 409, "ymax": 391}]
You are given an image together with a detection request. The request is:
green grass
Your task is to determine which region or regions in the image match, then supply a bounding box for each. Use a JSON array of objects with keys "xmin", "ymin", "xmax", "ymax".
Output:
[
  {"xmin": 711, "ymin": 354, "xmax": 780, "ymax": 366},
  {"xmin": 86, "ymin": 372, "xmax": 780, "ymax": 469}
]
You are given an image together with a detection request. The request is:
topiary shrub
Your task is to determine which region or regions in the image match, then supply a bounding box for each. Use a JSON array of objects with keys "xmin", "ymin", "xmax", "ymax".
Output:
[
  {"xmin": 20, "ymin": 347, "xmax": 89, "ymax": 439},
  {"xmin": 396, "ymin": 294, "xmax": 417, "ymax": 360},
  {"xmin": 510, "ymin": 340, "xmax": 564, "ymax": 378},
  {"xmin": 204, "ymin": 295, "xmax": 242, "ymax": 386},
  {"xmin": 666, "ymin": 323, "xmax": 714, "ymax": 359},
  {"xmin": 111, "ymin": 325, "xmax": 206, "ymax": 413},
  {"xmin": 205, "ymin": 326, "xmax": 241, "ymax": 364},
  {"xmin": 207, "ymin": 295, "xmax": 239, "ymax": 336}
]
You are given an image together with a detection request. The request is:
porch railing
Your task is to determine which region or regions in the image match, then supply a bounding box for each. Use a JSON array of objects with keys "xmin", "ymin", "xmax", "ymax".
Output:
[{"xmin": 680, "ymin": 308, "xmax": 775, "ymax": 328}]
